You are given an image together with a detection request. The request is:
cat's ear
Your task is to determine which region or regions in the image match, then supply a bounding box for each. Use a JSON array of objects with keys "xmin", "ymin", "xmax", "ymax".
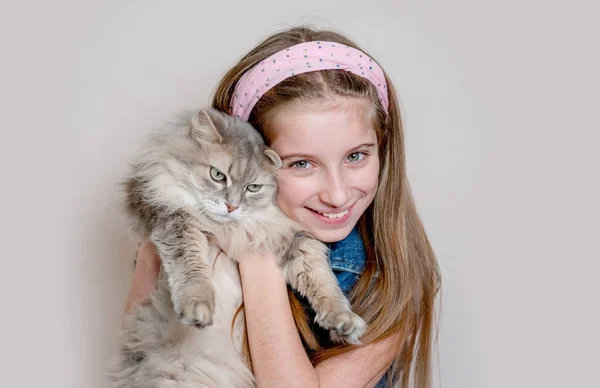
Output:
[
  {"xmin": 264, "ymin": 148, "xmax": 282, "ymax": 169},
  {"xmin": 190, "ymin": 108, "xmax": 224, "ymax": 145}
]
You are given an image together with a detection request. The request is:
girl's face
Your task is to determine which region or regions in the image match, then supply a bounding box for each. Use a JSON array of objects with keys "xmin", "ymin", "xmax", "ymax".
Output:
[{"xmin": 268, "ymin": 96, "xmax": 380, "ymax": 243}]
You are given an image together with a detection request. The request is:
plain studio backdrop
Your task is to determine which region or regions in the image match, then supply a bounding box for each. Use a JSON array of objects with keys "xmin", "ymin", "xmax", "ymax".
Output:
[{"xmin": 1, "ymin": 1, "xmax": 598, "ymax": 387}]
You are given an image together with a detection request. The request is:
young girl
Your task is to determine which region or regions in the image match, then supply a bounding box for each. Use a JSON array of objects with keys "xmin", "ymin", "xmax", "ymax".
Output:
[{"xmin": 125, "ymin": 26, "xmax": 440, "ymax": 388}]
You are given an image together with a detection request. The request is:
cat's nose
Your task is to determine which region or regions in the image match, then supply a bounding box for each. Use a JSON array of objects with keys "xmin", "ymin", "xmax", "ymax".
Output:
[{"xmin": 225, "ymin": 203, "xmax": 239, "ymax": 213}]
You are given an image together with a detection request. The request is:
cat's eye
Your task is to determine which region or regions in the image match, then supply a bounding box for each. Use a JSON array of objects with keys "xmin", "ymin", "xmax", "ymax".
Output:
[
  {"xmin": 210, "ymin": 167, "xmax": 226, "ymax": 182},
  {"xmin": 246, "ymin": 184, "xmax": 262, "ymax": 192}
]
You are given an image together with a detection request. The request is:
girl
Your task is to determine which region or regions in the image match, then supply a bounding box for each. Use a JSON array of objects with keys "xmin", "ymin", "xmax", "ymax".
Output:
[{"xmin": 125, "ymin": 26, "xmax": 440, "ymax": 388}]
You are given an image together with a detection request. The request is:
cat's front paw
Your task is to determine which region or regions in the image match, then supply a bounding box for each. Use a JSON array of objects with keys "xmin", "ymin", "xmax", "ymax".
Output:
[
  {"xmin": 172, "ymin": 282, "xmax": 215, "ymax": 328},
  {"xmin": 317, "ymin": 310, "xmax": 367, "ymax": 345}
]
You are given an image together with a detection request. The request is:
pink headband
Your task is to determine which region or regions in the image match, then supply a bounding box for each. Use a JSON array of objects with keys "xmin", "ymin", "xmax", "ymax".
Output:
[{"xmin": 230, "ymin": 41, "xmax": 389, "ymax": 121}]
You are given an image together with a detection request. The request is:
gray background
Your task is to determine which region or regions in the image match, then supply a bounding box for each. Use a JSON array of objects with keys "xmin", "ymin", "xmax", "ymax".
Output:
[{"xmin": 1, "ymin": 0, "xmax": 598, "ymax": 387}]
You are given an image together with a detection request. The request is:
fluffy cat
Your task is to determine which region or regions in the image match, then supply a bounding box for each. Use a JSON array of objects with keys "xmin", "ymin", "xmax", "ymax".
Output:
[{"xmin": 108, "ymin": 108, "xmax": 367, "ymax": 388}]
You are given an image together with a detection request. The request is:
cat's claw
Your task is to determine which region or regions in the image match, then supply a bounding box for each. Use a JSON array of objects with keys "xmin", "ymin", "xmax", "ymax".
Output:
[
  {"xmin": 317, "ymin": 310, "xmax": 367, "ymax": 345},
  {"xmin": 179, "ymin": 301, "xmax": 213, "ymax": 327},
  {"xmin": 173, "ymin": 284, "xmax": 215, "ymax": 328}
]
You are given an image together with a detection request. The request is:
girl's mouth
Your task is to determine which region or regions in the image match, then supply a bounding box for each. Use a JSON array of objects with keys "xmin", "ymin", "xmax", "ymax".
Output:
[{"xmin": 306, "ymin": 205, "xmax": 353, "ymax": 224}]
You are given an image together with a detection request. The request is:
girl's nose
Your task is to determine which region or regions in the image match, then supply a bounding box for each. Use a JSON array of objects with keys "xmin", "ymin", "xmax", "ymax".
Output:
[{"xmin": 318, "ymin": 170, "xmax": 350, "ymax": 208}]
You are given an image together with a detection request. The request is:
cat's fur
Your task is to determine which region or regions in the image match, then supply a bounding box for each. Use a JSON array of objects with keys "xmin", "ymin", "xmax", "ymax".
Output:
[{"xmin": 108, "ymin": 108, "xmax": 367, "ymax": 388}]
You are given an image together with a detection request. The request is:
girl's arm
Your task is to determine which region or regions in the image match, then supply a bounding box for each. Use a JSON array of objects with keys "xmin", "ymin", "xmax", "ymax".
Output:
[
  {"xmin": 239, "ymin": 251, "xmax": 400, "ymax": 388},
  {"xmin": 123, "ymin": 240, "xmax": 161, "ymax": 316}
]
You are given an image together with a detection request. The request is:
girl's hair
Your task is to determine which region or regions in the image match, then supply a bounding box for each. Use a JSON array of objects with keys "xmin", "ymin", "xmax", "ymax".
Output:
[{"xmin": 212, "ymin": 26, "xmax": 441, "ymax": 388}]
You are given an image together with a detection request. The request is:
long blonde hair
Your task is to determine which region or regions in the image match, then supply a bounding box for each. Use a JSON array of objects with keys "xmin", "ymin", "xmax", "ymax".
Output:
[{"xmin": 212, "ymin": 26, "xmax": 441, "ymax": 388}]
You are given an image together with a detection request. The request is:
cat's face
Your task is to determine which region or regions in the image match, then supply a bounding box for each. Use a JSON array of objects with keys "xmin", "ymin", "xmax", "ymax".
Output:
[
  {"xmin": 189, "ymin": 145, "xmax": 278, "ymax": 221},
  {"xmin": 182, "ymin": 109, "xmax": 281, "ymax": 223}
]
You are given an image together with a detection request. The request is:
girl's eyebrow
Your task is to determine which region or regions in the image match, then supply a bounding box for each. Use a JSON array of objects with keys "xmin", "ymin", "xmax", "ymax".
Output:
[{"xmin": 279, "ymin": 143, "xmax": 376, "ymax": 161}]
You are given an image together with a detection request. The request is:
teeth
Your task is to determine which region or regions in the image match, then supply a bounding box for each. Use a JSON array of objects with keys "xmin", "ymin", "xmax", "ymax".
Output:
[{"xmin": 319, "ymin": 209, "xmax": 349, "ymax": 219}]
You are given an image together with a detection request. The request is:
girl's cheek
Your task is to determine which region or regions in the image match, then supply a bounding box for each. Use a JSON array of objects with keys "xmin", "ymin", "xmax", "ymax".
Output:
[
  {"xmin": 355, "ymin": 160, "xmax": 380, "ymax": 193},
  {"xmin": 276, "ymin": 176, "xmax": 302, "ymax": 207},
  {"xmin": 279, "ymin": 173, "xmax": 313, "ymax": 195}
]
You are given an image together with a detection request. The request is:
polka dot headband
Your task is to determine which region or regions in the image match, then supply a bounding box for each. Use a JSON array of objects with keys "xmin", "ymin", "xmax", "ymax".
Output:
[{"xmin": 230, "ymin": 41, "xmax": 389, "ymax": 121}]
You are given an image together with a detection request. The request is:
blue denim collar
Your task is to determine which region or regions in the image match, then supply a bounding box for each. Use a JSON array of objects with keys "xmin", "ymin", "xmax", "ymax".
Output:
[{"xmin": 327, "ymin": 226, "xmax": 366, "ymax": 275}]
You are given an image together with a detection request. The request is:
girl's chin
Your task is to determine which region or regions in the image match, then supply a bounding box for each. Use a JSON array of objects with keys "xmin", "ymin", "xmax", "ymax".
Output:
[{"xmin": 303, "ymin": 223, "xmax": 356, "ymax": 243}]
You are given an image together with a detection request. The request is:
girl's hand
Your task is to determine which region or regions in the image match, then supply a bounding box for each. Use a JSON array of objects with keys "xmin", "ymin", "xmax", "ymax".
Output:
[
  {"xmin": 123, "ymin": 239, "xmax": 161, "ymax": 316},
  {"xmin": 207, "ymin": 233, "xmax": 254, "ymax": 262}
]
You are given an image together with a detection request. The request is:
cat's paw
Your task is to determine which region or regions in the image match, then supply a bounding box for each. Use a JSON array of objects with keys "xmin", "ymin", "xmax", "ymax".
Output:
[
  {"xmin": 317, "ymin": 310, "xmax": 367, "ymax": 345},
  {"xmin": 173, "ymin": 283, "xmax": 215, "ymax": 328}
]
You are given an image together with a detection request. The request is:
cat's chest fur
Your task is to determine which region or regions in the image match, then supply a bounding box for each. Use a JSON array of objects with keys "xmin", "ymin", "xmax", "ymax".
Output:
[
  {"xmin": 147, "ymin": 243, "xmax": 252, "ymax": 387},
  {"xmin": 178, "ymin": 242, "xmax": 244, "ymax": 349}
]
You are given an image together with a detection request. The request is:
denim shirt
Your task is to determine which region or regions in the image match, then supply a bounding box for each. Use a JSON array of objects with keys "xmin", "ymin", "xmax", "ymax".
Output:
[
  {"xmin": 303, "ymin": 227, "xmax": 388, "ymax": 388},
  {"xmin": 328, "ymin": 226, "xmax": 367, "ymax": 294}
]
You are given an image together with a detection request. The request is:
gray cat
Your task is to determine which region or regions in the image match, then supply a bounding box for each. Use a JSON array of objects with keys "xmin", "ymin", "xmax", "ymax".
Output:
[{"xmin": 108, "ymin": 108, "xmax": 367, "ymax": 388}]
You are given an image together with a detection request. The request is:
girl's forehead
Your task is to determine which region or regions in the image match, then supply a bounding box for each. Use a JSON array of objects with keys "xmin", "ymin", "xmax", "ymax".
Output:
[
  {"xmin": 269, "ymin": 98, "xmax": 377, "ymax": 157},
  {"xmin": 279, "ymin": 95, "xmax": 374, "ymax": 117}
]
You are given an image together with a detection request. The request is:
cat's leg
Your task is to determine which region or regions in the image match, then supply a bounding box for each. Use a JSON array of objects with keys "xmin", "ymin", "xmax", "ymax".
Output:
[
  {"xmin": 151, "ymin": 210, "xmax": 215, "ymax": 327},
  {"xmin": 281, "ymin": 232, "xmax": 367, "ymax": 344}
]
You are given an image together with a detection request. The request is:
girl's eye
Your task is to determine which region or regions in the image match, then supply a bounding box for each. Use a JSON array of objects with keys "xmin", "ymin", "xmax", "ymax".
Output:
[
  {"xmin": 291, "ymin": 160, "xmax": 312, "ymax": 169},
  {"xmin": 210, "ymin": 167, "xmax": 226, "ymax": 182},
  {"xmin": 347, "ymin": 152, "xmax": 364, "ymax": 163},
  {"xmin": 246, "ymin": 184, "xmax": 262, "ymax": 192}
]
